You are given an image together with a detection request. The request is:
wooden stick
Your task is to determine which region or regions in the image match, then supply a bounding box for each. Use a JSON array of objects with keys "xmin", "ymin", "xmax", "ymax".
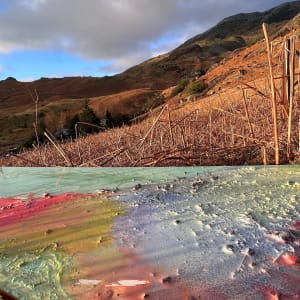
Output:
[{"xmin": 263, "ymin": 23, "xmax": 280, "ymax": 165}]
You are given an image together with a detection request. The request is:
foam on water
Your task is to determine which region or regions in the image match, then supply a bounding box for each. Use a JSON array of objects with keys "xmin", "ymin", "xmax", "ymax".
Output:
[{"xmin": 114, "ymin": 165, "xmax": 300, "ymax": 298}]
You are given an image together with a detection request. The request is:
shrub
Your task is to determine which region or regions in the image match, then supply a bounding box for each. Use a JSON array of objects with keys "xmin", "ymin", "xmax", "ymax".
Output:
[
  {"xmin": 170, "ymin": 79, "xmax": 190, "ymax": 97},
  {"xmin": 186, "ymin": 80, "xmax": 208, "ymax": 95}
]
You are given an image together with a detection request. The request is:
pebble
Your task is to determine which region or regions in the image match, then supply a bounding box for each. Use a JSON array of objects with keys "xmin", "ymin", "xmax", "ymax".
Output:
[
  {"xmin": 277, "ymin": 231, "xmax": 295, "ymax": 242},
  {"xmin": 162, "ymin": 276, "xmax": 172, "ymax": 284},
  {"xmin": 223, "ymin": 244, "xmax": 235, "ymax": 254},
  {"xmin": 45, "ymin": 229, "xmax": 53, "ymax": 235},
  {"xmin": 247, "ymin": 248, "xmax": 255, "ymax": 256},
  {"xmin": 133, "ymin": 184, "xmax": 142, "ymax": 191}
]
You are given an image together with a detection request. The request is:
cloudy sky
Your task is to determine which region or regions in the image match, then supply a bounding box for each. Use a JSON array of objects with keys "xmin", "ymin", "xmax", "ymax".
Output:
[{"xmin": 0, "ymin": 0, "xmax": 292, "ymax": 81}]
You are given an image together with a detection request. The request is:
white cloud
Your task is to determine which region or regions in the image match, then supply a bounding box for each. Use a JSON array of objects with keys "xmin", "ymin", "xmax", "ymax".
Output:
[
  {"xmin": 0, "ymin": 64, "xmax": 5, "ymax": 72},
  {"xmin": 19, "ymin": 0, "xmax": 47, "ymax": 10},
  {"xmin": 0, "ymin": 0, "xmax": 289, "ymax": 72}
]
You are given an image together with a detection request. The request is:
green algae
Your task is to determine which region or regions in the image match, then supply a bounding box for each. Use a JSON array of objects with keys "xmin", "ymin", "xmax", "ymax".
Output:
[
  {"xmin": 0, "ymin": 195, "xmax": 126, "ymax": 300},
  {"xmin": 1, "ymin": 195, "xmax": 125, "ymax": 254},
  {"xmin": 0, "ymin": 251, "xmax": 72, "ymax": 300}
]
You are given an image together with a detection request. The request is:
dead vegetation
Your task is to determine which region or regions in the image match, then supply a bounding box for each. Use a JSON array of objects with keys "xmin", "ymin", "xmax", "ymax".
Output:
[{"xmin": 1, "ymin": 25, "xmax": 300, "ymax": 167}]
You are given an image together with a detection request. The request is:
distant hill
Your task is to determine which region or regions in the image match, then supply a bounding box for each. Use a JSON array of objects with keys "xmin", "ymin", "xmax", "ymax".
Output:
[{"xmin": 1, "ymin": 1, "xmax": 300, "ymax": 154}]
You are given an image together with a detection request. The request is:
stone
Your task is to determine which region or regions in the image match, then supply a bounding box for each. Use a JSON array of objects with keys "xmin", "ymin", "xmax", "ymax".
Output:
[{"xmin": 162, "ymin": 276, "xmax": 172, "ymax": 284}]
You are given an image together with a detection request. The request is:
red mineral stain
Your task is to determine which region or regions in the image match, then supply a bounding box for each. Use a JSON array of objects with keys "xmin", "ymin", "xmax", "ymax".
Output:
[
  {"xmin": 0, "ymin": 288, "xmax": 19, "ymax": 300},
  {"xmin": 264, "ymin": 289, "xmax": 280, "ymax": 300},
  {"xmin": 0, "ymin": 193, "xmax": 90, "ymax": 226},
  {"xmin": 291, "ymin": 221, "xmax": 300, "ymax": 230},
  {"xmin": 77, "ymin": 247, "xmax": 209, "ymax": 300},
  {"xmin": 276, "ymin": 253, "xmax": 299, "ymax": 266}
]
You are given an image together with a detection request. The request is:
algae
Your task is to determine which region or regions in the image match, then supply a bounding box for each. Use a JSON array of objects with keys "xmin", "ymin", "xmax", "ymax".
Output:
[{"xmin": 0, "ymin": 195, "xmax": 126, "ymax": 300}]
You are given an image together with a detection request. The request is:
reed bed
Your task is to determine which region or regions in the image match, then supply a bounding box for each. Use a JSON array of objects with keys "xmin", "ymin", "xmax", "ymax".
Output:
[{"xmin": 1, "ymin": 28, "xmax": 300, "ymax": 167}]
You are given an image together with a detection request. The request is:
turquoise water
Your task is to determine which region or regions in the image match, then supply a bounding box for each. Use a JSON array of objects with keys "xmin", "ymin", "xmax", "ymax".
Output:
[{"xmin": 0, "ymin": 166, "xmax": 234, "ymax": 197}]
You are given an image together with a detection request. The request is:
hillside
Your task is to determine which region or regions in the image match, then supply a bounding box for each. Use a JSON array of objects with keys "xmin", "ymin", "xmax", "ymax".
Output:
[
  {"xmin": 1, "ymin": 1, "xmax": 300, "ymax": 161},
  {"xmin": 119, "ymin": 1, "xmax": 300, "ymax": 85}
]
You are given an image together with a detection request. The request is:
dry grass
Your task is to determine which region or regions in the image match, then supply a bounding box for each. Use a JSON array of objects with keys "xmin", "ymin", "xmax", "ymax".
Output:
[{"xmin": 1, "ymin": 30, "xmax": 300, "ymax": 167}]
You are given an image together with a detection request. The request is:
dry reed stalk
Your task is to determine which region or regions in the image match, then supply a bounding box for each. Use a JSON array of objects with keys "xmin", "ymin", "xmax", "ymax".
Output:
[
  {"xmin": 285, "ymin": 39, "xmax": 291, "ymax": 106},
  {"xmin": 241, "ymin": 81, "xmax": 267, "ymax": 99},
  {"xmin": 143, "ymin": 146, "xmax": 191, "ymax": 167},
  {"xmin": 287, "ymin": 37, "xmax": 295, "ymax": 160},
  {"xmin": 11, "ymin": 153, "xmax": 44, "ymax": 166},
  {"xmin": 124, "ymin": 149, "xmax": 135, "ymax": 166},
  {"xmin": 25, "ymin": 87, "xmax": 41, "ymax": 148},
  {"xmin": 221, "ymin": 130, "xmax": 264, "ymax": 143},
  {"xmin": 79, "ymin": 148, "xmax": 123, "ymax": 166},
  {"xmin": 177, "ymin": 125, "xmax": 187, "ymax": 148},
  {"xmin": 167, "ymin": 106, "xmax": 175, "ymax": 146},
  {"xmin": 282, "ymin": 37, "xmax": 288, "ymax": 108},
  {"xmin": 209, "ymin": 110, "xmax": 212, "ymax": 149},
  {"xmin": 263, "ymin": 23, "xmax": 280, "ymax": 165},
  {"xmin": 298, "ymin": 49, "xmax": 300, "ymax": 101},
  {"xmin": 138, "ymin": 105, "xmax": 167, "ymax": 150},
  {"xmin": 76, "ymin": 139, "xmax": 83, "ymax": 165},
  {"xmin": 299, "ymin": 119, "xmax": 300, "ymax": 153},
  {"xmin": 242, "ymin": 127, "xmax": 246, "ymax": 147},
  {"xmin": 261, "ymin": 146, "xmax": 268, "ymax": 165},
  {"xmin": 99, "ymin": 148, "xmax": 126, "ymax": 166},
  {"xmin": 231, "ymin": 125, "xmax": 235, "ymax": 145},
  {"xmin": 241, "ymin": 88, "xmax": 255, "ymax": 138},
  {"xmin": 44, "ymin": 131, "xmax": 73, "ymax": 166},
  {"xmin": 159, "ymin": 132, "xmax": 165, "ymax": 151}
]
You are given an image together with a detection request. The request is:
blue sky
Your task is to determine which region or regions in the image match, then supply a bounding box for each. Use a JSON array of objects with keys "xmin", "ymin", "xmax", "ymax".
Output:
[
  {"xmin": 0, "ymin": 0, "xmax": 292, "ymax": 81},
  {"xmin": 0, "ymin": 50, "xmax": 113, "ymax": 81}
]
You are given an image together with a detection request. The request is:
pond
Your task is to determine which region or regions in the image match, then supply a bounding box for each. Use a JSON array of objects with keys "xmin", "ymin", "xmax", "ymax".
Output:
[{"xmin": 0, "ymin": 166, "xmax": 300, "ymax": 299}]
